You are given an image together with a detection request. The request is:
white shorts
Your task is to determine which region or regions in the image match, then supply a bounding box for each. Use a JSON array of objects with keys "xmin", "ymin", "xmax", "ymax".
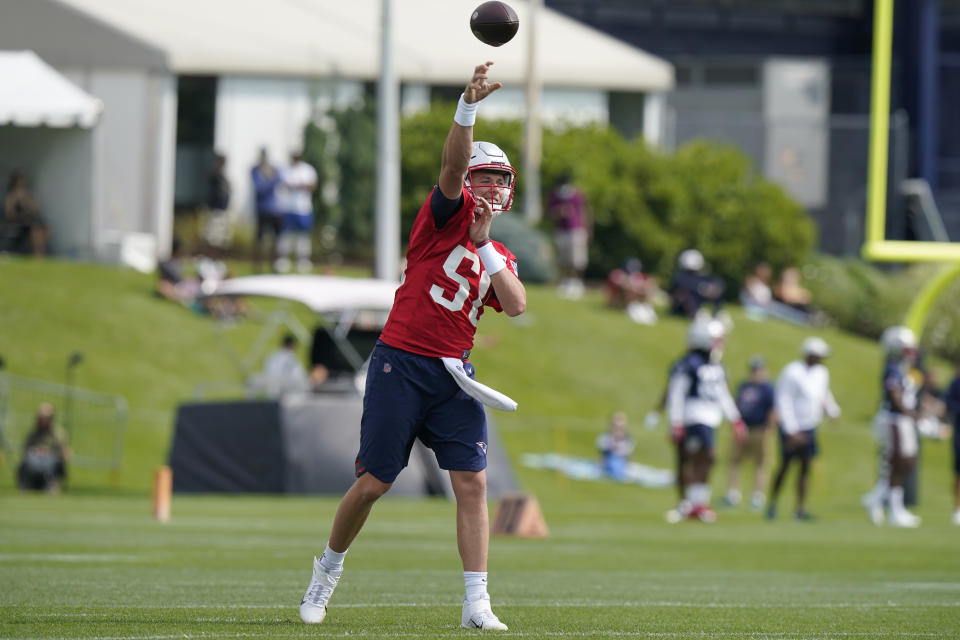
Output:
[
  {"xmin": 554, "ymin": 228, "xmax": 588, "ymax": 271},
  {"xmin": 872, "ymin": 411, "xmax": 918, "ymax": 459}
]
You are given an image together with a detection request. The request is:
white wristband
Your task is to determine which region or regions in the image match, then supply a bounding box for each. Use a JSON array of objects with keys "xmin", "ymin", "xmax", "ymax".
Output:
[
  {"xmin": 454, "ymin": 94, "xmax": 477, "ymax": 127},
  {"xmin": 477, "ymin": 241, "xmax": 506, "ymax": 275}
]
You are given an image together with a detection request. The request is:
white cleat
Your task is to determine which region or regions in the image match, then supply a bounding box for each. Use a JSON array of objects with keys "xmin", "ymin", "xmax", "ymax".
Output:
[
  {"xmin": 888, "ymin": 510, "xmax": 921, "ymax": 528},
  {"xmin": 461, "ymin": 595, "xmax": 508, "ymax": 631},
  {"xmin": 862, "ymin": 498, "xmax": 885, "ymax": 526},
  {"xmin": 299, "ymin": 557, "xmax": 341, "ymax": 624},
  {"xmin": 665, "ymin": 500, "xmax": 692, "ymax": 524},
  {"xmin": 952, "ymin": 510, "xmax": 960, "ymax": 526}
]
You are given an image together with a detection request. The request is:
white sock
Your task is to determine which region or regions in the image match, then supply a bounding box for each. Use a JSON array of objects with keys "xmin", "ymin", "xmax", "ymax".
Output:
[
  {"xmin": 296, "ymin": 233, "xmax": 312, "ymax": 260},
  {"xmin": 889, "ymin": 486, "xmax": 905, "ymax": 514},
  {"xmin": 276, "ymin": 234, "xmax": 292, "ymax": 258},
  {"xmin": 690, "ymin": 483, "xmax": 709, "ymax": 506},
  {"xmin": 865, "ymin": 478, "xmax": 889, "ymax": 504},
  {"xmin": 464, "ymin": 571, "xmax": 488, "ymax": 602},
  {"xmin": 319, "ymin": 544, "xmax": 346, "ymax": 573}
]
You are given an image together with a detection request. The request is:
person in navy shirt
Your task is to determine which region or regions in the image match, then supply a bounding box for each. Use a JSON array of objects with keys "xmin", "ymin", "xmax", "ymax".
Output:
[
  {"xmin": 722, "ymin": 356, "xmax": 776, "ymax": 510},
  {"xmin": 250, "ymin": 147, "xmax": 282, "ymax": 273}
]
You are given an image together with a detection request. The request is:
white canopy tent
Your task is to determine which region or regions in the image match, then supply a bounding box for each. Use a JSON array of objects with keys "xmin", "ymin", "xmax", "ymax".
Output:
[{"xmin": 0, "ymin": 50, "xmax": 103, "ymax": 128}]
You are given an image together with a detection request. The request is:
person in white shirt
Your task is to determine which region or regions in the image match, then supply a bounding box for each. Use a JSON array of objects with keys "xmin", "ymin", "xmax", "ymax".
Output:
[
  {"xmin": 275, "ymin": 152, "xmax": 318, "ymax": 273},
  {"xmin": 257, "ymin": 333, "xmax": 310, "ymax": 397},
  {"xmin": 664, "ymin": 318, "xmax": 746, "ymax": 524},
  {"xmin": 766, "ymin": 337, "xmax": 840, "ymax": 521}
]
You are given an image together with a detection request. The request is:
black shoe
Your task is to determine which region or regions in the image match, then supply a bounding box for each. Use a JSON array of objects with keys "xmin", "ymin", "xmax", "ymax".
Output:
[
  {"xmin": 765, "ymin": 504, "xmax": 776, "ymax": 521},
  {"xmin": 794, "ymin": 510, "xmax": 816, "ymax": 522}
]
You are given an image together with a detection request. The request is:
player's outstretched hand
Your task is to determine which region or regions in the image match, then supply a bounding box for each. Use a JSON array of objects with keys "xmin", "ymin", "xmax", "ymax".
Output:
[
  {"xmin": 470, "ymin": 196, "xmax": 496, "ymax": 243},
  {"xmin": 464, "ymin": 62, "xmax": 502, "ymax": 104}
]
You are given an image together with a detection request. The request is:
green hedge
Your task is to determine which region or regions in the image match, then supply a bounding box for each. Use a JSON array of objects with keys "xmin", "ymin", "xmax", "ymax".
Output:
[
  {"xmin": 803, "ymin": 256, "xmax": 960, "ymax": 361},
  {"xmin": 305, "ymin": 100, "xmax": 816, "ymax": 290}
]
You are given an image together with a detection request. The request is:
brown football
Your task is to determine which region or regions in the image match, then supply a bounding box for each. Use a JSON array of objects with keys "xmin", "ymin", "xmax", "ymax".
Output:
[{"xmin": 470, "ymin": 1, "xmax": 519, "ymax": 47}]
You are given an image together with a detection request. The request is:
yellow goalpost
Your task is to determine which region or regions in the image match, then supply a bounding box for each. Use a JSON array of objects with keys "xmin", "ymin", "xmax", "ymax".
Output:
[{"xmin": 863, "ymin": 0, "xmax": 960, "ymax": 332}]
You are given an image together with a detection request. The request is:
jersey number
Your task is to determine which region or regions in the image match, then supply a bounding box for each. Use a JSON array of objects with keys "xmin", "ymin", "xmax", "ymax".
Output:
[{"xmin": 429, "ymin": 245, "xmax": 492, "ymax": 326}]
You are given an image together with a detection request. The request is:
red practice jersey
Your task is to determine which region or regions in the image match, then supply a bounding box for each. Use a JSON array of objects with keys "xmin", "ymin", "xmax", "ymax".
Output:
[{"xmin": 379, "ymin": 187, "xmax": 518, "ymax": 359}]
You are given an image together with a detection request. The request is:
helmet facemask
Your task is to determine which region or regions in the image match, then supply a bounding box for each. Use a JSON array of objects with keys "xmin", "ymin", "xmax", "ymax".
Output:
[
  {"xmin": 466, "ymin": 167, "xmax": 516, "ymax": 214},
  {"xmin": 467, "ymin": 141, "xmax": 517, "ymax": 214}
]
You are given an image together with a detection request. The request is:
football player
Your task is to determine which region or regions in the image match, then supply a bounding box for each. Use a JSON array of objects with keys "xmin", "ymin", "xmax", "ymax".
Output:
[
  {"xmin": 665, "ymin": 318, "xmax": 746, "ymax": 523},
  {"xmin": 299, "ymin": 62, "xmax": 524, "ymax": 631},
  {"xmin": 862, "ymin": 326, "xmax": 922, "ymax": 527}
]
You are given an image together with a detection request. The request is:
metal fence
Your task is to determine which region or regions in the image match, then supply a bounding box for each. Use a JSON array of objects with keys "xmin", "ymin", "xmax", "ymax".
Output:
[{"xmin": 0, "ymin": 372, "xmax": 128, "ymax": 473}]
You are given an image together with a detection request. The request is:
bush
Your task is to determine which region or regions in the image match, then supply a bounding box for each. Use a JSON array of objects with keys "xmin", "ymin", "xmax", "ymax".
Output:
[
  {"xmin": 540, "ymin": 134, "xmax": 815, "ymax": 288},
  {"xmin": 803, "ymin": 256, "xmax": 960, "ymax": 361},
  {"xmin": 308, "ymin": 101, "xmax": 816, "ymax": 290},
  {"xmin": 303, "ymin": 98, "xmax": 377, "ymax": 263}
]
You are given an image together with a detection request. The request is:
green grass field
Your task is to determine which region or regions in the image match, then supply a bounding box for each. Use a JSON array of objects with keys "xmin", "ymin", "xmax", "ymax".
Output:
[
  {"xmin": 2, "ymin": 493, "xmax": 959, "ymax": 638},
  {"xmin": 2, "ymin": 256, "xmax": 959, "ymax": 638}
]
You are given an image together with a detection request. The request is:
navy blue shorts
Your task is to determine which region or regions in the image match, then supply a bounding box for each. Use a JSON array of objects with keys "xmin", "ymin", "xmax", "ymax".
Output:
[
  {"xmin": 952, "ymin": 431, "xmax": 960, "ymax": 475},
  {"xmin": 356, "ymin": 342, "xmax": 488, "ymax": 483},
  {"xmin": 779, "ymin": 428, "xmax": 818, "ymax": 460},
  {"xmin": 282, "ymin": 213, "xmax": 313, "ymax": 232},
  {"xmin": 683, "ymin": 423, "xmax": 715, "ymax": 454}
]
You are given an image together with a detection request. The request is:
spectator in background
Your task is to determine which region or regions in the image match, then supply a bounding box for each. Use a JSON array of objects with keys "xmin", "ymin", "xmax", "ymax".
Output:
[
  {"xmin": 251, "ymin": 147, "xmax": 283, "ymax": 273},
  {"xmin": 945, "ymin": 362, "xmax": 960, "ymax": 526},
  {"xmin": 774, "ymin": 266, "xmax": 813, "ymax": 314},
  {"xmin": 668, "ymin": 249, "xmax": 725, "ymax": 320},
  {"xmin": 2, "ymin": 170, "xmax": 50, "ymax": 256},
  {"xmin": 606, "ymin": 258, "xmax": 659, "ymax": 325},
  {"xmin": 203, "ymin": 153, "xmax": 233, "ymax": 255},
  {"xmin": 766, "ymin": 337, "xmax": 840, "ymax": 522},
  {"xmin": 596, "ymin": 411, "xmax": 635, "ymax": 481},
  {"xmin": 156, "ymin": 237, "xmax": 201, "ymax": 305},
  {"xmin": 275, "ymin": 151, "xmax": 318, "ymax": 273},
  {"xmin": 722, "ymin": 356, "xmax": 777, "ymax": 510},
  {"xmin": 545, "ymin": 172, "xmax": 590, "ymax": 300},
  {"xmin": 252, "ymin": 333, "xmax": 310, "ymax": 397},
  {"xmin": 155, "ymin": 238, "xmax": 240, "ymax": 318},
  {"xmin": 741, "ymin": 262, "xmax": 812, "ymax": 325},
  {"xmin": 17, "ymin": 402, "xmax": 69, "ymax": 493}
]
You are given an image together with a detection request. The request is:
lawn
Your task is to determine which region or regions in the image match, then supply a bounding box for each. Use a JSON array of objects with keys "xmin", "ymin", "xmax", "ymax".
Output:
[
  {"xmin": 1, "ymin": 492, "xmax": 958, "ymax": 639},
  {"xmin": 1, "ymin": 256, "xmax": 959, "ymax": 638}
]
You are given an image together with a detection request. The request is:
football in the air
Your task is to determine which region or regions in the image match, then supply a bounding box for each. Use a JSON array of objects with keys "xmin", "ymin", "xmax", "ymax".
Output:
[{"xmin": 470, "ymin": 1, "xmax": 519, "ymax": 47}]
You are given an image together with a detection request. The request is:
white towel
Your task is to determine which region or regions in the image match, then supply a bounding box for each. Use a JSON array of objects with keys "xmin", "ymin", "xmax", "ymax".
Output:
[{"xmin": 441, "ymin": 357, "xmax": 518, "ymax": 412}]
